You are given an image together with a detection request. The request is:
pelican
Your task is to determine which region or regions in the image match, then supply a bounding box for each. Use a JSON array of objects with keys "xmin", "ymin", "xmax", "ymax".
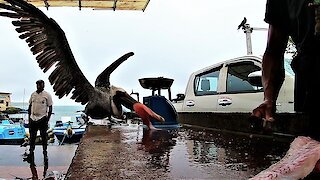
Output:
[{"xmin": 0, "ymin": 0, "xmax": 164, "ymax": 130}]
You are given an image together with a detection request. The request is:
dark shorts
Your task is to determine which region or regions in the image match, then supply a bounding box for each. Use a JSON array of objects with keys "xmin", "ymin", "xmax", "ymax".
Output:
[{"xmin": 29, "ymin": 116, "xmax": 48, "ymax": 129}]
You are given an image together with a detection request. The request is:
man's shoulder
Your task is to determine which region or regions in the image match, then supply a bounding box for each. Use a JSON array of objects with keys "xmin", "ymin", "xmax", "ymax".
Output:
[{"xmin": 42, "ymin": 90, "xmax": 52, "ymax": 96}]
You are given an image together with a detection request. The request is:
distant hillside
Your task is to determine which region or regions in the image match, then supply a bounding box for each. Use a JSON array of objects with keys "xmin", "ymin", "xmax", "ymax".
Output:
[{"xmin": 11, "ymin": 102, "xmax": 27, "ymax": 107}]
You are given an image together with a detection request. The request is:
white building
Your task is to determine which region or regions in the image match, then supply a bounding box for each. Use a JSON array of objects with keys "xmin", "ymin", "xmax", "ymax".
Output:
[{"xmin": 0, "ymin": 92, "xmax": 11, "ymax": 111}]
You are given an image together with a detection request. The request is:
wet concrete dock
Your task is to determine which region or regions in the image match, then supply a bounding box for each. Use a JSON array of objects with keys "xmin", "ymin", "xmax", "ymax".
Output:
[
  {"xmin": 64, "ymin": 123, "xmax": 293, "ymax": 180},
  {"xmin": 64, "ymin": 120, "xmax": 320, "ymax": 180},
  {"xmin": 66, "ymin": 124, "xmax": 173, "ymax": 179},
  {"xmin": 2, "ymin": 121, "xmax": 319, "ymax": 179}
]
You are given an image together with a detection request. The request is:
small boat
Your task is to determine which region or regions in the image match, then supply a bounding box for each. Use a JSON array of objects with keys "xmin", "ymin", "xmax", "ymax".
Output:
[
  {"xmin": 0, "ymin": 115, "xmax": 26, "ymax": 144},
  {"xmin": 8, "ymin": 112, "xmax": 28, "ymax": 127},
  {"xmin": 53, "ymin": 116, "xmax": 86, "ymax": 144}
]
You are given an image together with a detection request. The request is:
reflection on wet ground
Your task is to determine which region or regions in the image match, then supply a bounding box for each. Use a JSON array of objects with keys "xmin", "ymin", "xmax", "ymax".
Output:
[
  {"xmin": 180, "ymin": 128, "xmax": 289, "ymax": 178},
  {"xmin": 0, "ymin": 144, "xmax": 77, "ymax": 179},
  {"xmin": 122, "ymin": 124, "xmax": 291, "ymax": 179},
  {"xmin": 1, "ymin": 123, "xmax": 317, "ymax": 179}
]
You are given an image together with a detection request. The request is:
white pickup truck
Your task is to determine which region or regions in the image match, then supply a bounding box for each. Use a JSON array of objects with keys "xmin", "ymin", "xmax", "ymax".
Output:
[{"xmin": 172, "ymin": 55, "xmax": 295, "ymax": 114}]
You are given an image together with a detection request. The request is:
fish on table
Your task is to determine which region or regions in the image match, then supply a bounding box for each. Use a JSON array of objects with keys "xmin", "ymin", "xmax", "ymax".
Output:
[{"xmin": 250, "ymin": 136, "xmax": 320, "ymax": 180}]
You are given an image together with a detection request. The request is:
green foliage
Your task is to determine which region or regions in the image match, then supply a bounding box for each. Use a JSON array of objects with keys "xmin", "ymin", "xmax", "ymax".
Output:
[
  {"xmin": 286, "ymin": 36, "xmax": 297, "ymax": 58},
  {"xmin": 1, "ymin": 106, "xmax": 23, "ymax": 114}
]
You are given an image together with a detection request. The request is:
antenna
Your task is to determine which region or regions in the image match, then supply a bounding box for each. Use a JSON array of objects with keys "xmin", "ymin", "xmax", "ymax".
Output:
[{"xmin": 23, "ymin": 88, "xmax": 25, "ymax": 110}]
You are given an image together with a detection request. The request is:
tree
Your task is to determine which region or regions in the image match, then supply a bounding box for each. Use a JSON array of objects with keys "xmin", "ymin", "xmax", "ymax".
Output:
[{"xmin": 285, "ymin": 36, "xmax": 297, "ymax": 58}]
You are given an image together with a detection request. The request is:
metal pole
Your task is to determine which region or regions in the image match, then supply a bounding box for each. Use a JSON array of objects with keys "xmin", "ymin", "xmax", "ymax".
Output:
[
  {"xmin": 243, "ymin": 24, "xmax": 253, "ymax": 55},
  {"xmin": 238, "ymin": 18, "xmax": 267, "ymax": 55}
]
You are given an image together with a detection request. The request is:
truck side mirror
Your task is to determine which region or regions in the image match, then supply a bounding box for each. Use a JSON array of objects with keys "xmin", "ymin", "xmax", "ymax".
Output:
[
  {"xmin": 248, "ymin": 71, "xmax": 262, "ymax": 87},
  {"xmin": 172, "ymin": 93, "xmax": 185, "ymax": 102}
]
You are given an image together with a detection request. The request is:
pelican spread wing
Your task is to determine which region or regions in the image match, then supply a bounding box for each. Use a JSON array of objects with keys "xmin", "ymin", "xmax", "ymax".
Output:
[
  {"xmin": 0, "ymin": 0, "xmax": 166, "ymax": 129},
  {"xmin": 0, "ymin": 0, "xmax": 94, "ymax": 105}
]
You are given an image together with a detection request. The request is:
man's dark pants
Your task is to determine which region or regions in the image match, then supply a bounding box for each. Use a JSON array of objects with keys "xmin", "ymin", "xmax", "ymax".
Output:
[
  {"xmin": 293, "ymin": 53, "xmax": 320, "ymax": 140},
  {"xmin": 29, "ymin": 116, "xmax": 48, "ymax": 156}
]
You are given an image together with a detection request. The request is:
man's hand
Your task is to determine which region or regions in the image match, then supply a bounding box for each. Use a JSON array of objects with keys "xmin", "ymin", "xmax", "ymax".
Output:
[{"xmin": 251, "ymin": 100, "xmax": 276, "ymax": 122}]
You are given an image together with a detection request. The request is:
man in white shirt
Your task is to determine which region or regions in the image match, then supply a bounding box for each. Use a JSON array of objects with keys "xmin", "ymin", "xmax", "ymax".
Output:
[{"xmin": 28, "ymin": 79, "xmax": 53, "ymax": 164}]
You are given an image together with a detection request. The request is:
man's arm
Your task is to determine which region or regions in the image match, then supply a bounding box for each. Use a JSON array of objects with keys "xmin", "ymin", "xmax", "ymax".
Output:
[
  {"xmin": 46, "ymin": 92, "xmax": 53, "ymax": 121},
  {"xmin": 48, "ymin": 105, "xmax": 52, "ymax": 121},
  {"xmin": 28, "ymin": 104, "xmax": 32, "ymax": 120},
  {"xmin": 252, "ymin": 24, "xmax": 289, "ymax": 121},
  {"xmin": 263, "ymin": 24, "xmax": 289, "ymax": 104}
]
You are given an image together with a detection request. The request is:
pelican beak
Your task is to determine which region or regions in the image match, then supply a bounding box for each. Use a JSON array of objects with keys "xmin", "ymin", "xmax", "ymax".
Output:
[{"xmin": 133, "ymin": 103, "xmax": 165, "ymax": 128}]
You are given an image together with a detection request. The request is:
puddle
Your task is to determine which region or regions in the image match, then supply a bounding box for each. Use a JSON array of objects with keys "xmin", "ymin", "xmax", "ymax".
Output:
[
  {"xmin": 123, "ymin": 125, "xmax": 289, "ymax": 179},
  {"xmin": 0, "ymin": 144, "xmax": 77, "ymax": 179}
]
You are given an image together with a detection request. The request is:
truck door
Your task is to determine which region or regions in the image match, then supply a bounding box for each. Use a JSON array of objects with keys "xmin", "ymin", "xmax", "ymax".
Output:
[
  {"xmin": 183, "ymin": 66, "xmax": 222, "ymax": 112},
  {"xmin": 216, "ymin": 60, "xmax": 263, "ymax": 112}
]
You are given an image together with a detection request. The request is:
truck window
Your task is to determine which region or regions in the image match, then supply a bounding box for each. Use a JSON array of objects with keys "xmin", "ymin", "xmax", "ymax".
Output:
[
  {"xmin": 226, "ymin": 62, "xmax": 262, "ymax": 93},
  {"xmin": 194, "ymin": 70, "xmax": 219, "ymax": 96}
]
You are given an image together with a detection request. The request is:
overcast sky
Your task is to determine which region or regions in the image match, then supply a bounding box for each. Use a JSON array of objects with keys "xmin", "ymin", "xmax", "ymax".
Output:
[{"xmin": 0, "ymin": 0, "xmax": 268, "ymax": 106}]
